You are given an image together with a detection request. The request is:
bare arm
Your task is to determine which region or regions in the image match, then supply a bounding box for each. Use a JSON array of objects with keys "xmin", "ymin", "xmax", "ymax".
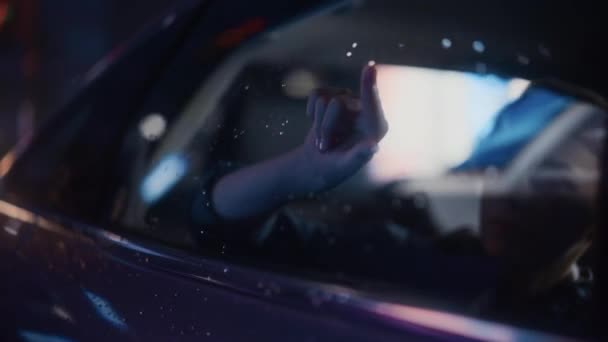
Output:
[
  {"xmin": 209, "ymin": 65, "xmax": 387, "ymax": 221},
  {"xmin": 211, "ymin": 147, "xmax": 304, "ymax": 220}
]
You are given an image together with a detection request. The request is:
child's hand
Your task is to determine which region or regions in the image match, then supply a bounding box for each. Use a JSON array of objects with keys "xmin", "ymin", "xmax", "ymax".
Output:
[{"xmin": 292, "ymin": 65, "xmax": 388, "ymax": 193}]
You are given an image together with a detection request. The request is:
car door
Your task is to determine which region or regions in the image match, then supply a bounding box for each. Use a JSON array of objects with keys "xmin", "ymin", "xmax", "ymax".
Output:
[{"xmin": 1, "ymin": 0, "xmax": 606, "ymax": 341}]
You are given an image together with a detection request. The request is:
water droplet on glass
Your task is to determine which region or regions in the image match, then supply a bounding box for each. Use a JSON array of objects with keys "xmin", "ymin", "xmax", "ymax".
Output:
[
  {"xmin": 346, "ymin": 51, "xmax": 353, "ymax": 57},
  {"xmin": 441, "ymin": 38, "xmax": 452, "ymax": 49},
  {"xmin": 517, "ymin": 54, "xmax": 530, "ymax": 65},
  {"xmin": 352, "ymin": 42, "xmax": 358, "ymax": 48},
  {"xmin": 538, "ymin": 44, "xmax": 551, "ymax": 58},
  {"xmin": 475, "ymin": 62, "xmax": 487, "ymax": 74},
  {"xmin": 163, "ymin": 14, "xmax": 176, "ymax": 28},
  {"xmin": 472, "ymin": 40, "xmax": 485, "ymax": 53},
  {"xmin": 368, "ymin": 60, "xmax": 376, "ymax": 66}
]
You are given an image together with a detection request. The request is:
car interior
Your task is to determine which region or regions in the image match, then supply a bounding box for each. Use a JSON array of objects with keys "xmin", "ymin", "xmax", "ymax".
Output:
[{"xmin": 26, "ymin": 0, "xmax": 600, "ymax": 336}]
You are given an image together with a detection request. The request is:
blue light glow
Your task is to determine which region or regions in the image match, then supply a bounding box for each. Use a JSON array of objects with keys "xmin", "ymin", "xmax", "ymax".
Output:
[
  {"xmin": 140, "ymin": 154, "xmax": 188, "ymax": 203},
  {"xmin": 19, "ymin": 331, "xmax": 76, "ymax": 342},
  {"xmin": 84, "ymin": 290, "xmax": 127, "ymax": 331}
]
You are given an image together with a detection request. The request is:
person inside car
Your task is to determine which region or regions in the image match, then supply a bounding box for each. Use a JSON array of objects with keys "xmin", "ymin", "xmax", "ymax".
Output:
[{"xmin": 188, "ymin": 65, "xmax": 597, "ymax": 331}]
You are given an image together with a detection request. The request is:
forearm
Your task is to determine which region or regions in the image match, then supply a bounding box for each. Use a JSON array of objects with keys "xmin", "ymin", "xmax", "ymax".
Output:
[{"xmin": 211, "ymin": 148, "xmax": 305, "ymax": 221}]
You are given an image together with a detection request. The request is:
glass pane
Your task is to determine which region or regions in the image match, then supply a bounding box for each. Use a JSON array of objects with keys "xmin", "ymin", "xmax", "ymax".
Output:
[{"xmin": 113, "ymin": 1, "xmax": 605, "ymax": 336}]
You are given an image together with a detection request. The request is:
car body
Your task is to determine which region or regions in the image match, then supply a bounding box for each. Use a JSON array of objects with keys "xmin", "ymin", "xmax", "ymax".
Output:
[{"xmin": 0, "ymin": 0, "xmax": 606, "ymax": 341}]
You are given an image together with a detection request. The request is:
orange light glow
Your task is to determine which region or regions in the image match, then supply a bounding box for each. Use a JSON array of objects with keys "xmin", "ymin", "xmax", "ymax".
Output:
[
  {"xmin": 0, "ymin": 151, "xmax": 15, "ymax": 178},
  {"xmin": 0, "ymin": 3, "xmax": 9, "ymax": 28},
  {"xmin": 216, "ymin": 17, "xmax": 266, "ymax": 48}
]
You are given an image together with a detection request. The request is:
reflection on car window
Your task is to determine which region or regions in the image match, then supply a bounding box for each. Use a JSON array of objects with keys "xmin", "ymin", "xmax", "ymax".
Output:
[{"xmin": 112, "ymin": 2, "xmax": 605, "ymax": 337}]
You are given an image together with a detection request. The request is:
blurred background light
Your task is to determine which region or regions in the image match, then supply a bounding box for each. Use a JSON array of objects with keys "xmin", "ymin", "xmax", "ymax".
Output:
[
  {"xmin": 282, "ymin": 69, "xmax": 319, "ymax": 98},
  {"xmin": 19, "ymin": 331, "xmax": 75, "ymax": 342},
  {"xmin": 140, "ymin": 154, "xmax": 187, "ymax": 203},
  {"xmin": 472, "ymin": 40, "xmax": 486, "ymax": 53},
  {"xmin": 83, "ymin": 290, "xmax": 128, "ymax": 331},
  {"xmin": 367, "ymin": 64, "xmax": 529, "ymax": 182},
  {"xmin": 0, "ymin": 3, "xmax": 10, "ymax": 29},
  {"xmin": 138, "ymin": 113, "xmax": 167, "ymax": 141}
]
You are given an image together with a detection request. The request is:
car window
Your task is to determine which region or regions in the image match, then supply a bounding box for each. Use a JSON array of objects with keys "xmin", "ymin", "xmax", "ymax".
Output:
[
  {"xmin": 9, "ymin": 1, "xmax": 606, "ymax": 337},
  {"xmin": 107, "ymin": 2, "xmax": 607, "ymax": 336}
]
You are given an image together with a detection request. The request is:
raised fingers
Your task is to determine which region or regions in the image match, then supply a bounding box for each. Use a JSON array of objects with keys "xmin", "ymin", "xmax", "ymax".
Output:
[
  {"xmin": 359, "ymin": 65, "xmax": 388, "ymax": 140},
  {"xmin": 360, "ymin": 66, "xmax": 379, "ymax": 116},
  {"xmin": 319, "ymin": 98, "xmax": 343, "ymax": 152},
  {"xmin": 313, "ymin": 97, "xmax": 327, "ymax": 149},
  {"xmin": 306, "ymin": 88, "xmax": 352, "ymax": 117}
]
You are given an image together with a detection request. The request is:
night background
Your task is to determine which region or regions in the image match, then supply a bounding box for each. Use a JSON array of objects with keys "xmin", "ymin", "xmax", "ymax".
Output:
[
  {"xmin": 0, "ymin": 0, "xmax": 174, "ymax": 155},
  {"xmin": 1, "ymin": 1, "xmax": 607, "ymax": 340}
]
